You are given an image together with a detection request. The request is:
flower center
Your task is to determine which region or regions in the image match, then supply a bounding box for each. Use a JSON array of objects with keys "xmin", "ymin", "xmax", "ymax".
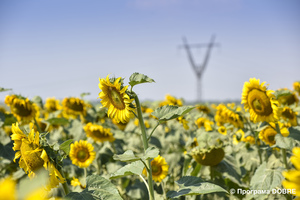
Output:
[
  {"xmin": 92, "ymin": 130, "xmax": 109, "ymax": 139},
  {"xmin": 13, "ymin": 103, "xmax": 32, "ymax": 117},
  {"xmin": 152, "ymin": 164, "xmax": 162, "ymax": 176},
  {"xmin": 248, "ymin": 89, "xmax": 273, "ymax": 116},
  {"xmin": 108, "ymin": 87, "xmax": 125, "ymax": 109},
  {"xmin": 69, "ymin": 101, "xmax": 84, "ymax": 112},
  {"xmin": 282, "ymin": 108, "xmax": 294, "ymax": 119},
  {"xmin": 77, "ymin": 149, "xmax": 89, "ymax": 162},
  {"xmin": 20, "ymin": 142, "xmax": 44, "ymax": 172}
]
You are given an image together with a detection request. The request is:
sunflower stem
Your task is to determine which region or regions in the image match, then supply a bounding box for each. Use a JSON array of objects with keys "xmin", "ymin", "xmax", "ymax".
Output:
[
  {"xmin": 275, "ymin": 122, "xmax": 288, "ymax": 169},
  {"xmin": 58, "ymin": 168, "xmax": 70, "ymax": 196},
  {"xmin": 245, "ymin": 117, "xmax": 262, "ymax": 164},
  {"xmin": 34, "ymin": 118, "xmax": 42, "ymax": 133},
  {"xmin": 147, "ymin": 122, "xmax": 160, "ymax": 142},
  {"xmin": 134, "ymin": 93, "xmax": 155, "ymax": 200}
]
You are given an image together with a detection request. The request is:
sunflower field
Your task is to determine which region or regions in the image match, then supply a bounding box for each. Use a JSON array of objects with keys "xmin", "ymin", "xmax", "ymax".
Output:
[{"xmin": 0, "ymin": 72, "xmax": 300, "ymax": 200}]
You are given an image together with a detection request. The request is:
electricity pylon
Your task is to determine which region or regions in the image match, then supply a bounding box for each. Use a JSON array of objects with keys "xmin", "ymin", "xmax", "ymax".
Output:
[{"xmin": 180, "ymin": 35, "xmax": 219, "ymax": 102}]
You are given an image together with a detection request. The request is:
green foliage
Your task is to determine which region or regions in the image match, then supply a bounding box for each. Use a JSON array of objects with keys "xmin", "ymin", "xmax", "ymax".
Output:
[
  {"xmin": 152, "ymin": 105, "xmax": 195, "ymax": 123},
  {"xmin": 129, "ymin": 72, "xmax": 155, "ymax": 88},
  {"xmin": 166, "ymin": 176, "xmax": 227, "ymax": 198},
  {"xmin": 113, "ymin": 146, "xmax": 159, "ymax": 163},
  {"xmin": 0, "ymin": 87, "xmax": 12, "ymax": 92},
  {"xmin": 46, "ymin": 117, "xmax": 69, "ymax": 126},
  {"xmin": 110, "ymin": 161, "xmax": 145, "ymax": 179},
  {"xmin": 66, "ymin": 175, "xmax": 123, "ymax": 200},
  {"xmin": 59, "ymin": 139, "xmax": 73, "ymax": 156}
]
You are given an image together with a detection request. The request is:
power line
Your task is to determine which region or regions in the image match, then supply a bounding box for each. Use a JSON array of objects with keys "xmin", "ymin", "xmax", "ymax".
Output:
[{"xmin": 179, "ymin": 35, "xmax": 220, "ymax": 102}]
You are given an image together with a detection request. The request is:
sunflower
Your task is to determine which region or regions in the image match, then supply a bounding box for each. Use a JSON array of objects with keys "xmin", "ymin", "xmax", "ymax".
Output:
[
  {"xmin": 277, "ymin": 89, "xmax": 299, "ymax": 106},
  {"xmin": 218, "ymin": 126, "xmax": 227, "ymax": 135},
  {"xmin": 280, "ymin": 106, "xmax": 298, "ymax": 126},
  {"xmin": 241, "ymin": 78, "xmax": 279, "ymax": 122},
  {"xmin": 9, "ymin": 97, "xmax": 39, "ymax": 123},
  {"xmin": 177, "ymin": 116, "xmax": 189, "ymax": 130},
  {"xmin": 112, "ymin": 118, "xmax": 129, "ymax": 131},
  {"xmin": 233, "ymin": 129, "xmax": 245, "ymax": 145},
  {"xmin": 259, "ymin": 122, "xmax": 289, "ymax": 146},
  {"xmin": 195, "ymin": 117, "xmax": 213, "ymax": 132},
  {"xmin": 10, "ymin": 123, "xmax": 65, "ymax": 189},
  {"xmin": 191, "ymin": 147, "xmax": 225, "ymax": 166},
  {"xmin": 44, "ymin": 97, "xmax": 62, "ymax": 118},
  {"xmin": 143, "ymin": 155, "xmax": 169, "ymax": 182},
  {"xmin": 196, "ymin": 104, "xmax": 211, "ymax": 114},
  {"xmin": 159, "ymin": 94, "xmax": 183, "ymax": 107},
  {"xmin": 282, "ymin": 147, "xmax": 300, "ymax": 197},
  {"xmin": 84, "ymin": 122, "xmax": 115, "ymax": 143},
  {"xmin": 0, "ymin": 177, "xmax": 16, "ymax": 200},
  {"xmin": 69, "ymin": 140, "xmax": 96, "ymax": 168},
  {"xmin": 62, "ymin": 97, "xmax": 86, "ymax": 119},
  {"xmin": 4, "ymin": 94, "xmax": 17, "ymax": 106},
  {"xmin": 293, "ymin": 81, "xmax": 300, "ymax": 96},
  {"xmin": 214, "ymin": 104, "xmax": 244, "ymax": 128},
  {"xmin": 98, "ymin": 75, "xmax": 135, "ymax": 123}
]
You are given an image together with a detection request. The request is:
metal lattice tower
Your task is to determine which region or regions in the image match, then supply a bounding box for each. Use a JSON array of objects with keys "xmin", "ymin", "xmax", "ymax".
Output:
[{"xmin": 180, "ymin": 35, "xmax": 219, "ymax": 102}]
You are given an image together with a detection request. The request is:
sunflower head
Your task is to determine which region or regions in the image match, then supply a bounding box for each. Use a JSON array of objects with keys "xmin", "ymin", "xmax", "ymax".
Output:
[
  {"xmin": 196, "ymin": 104, "xmax": 211, "ymax": 114},
  {"xmin": 282, "ymin": 147, "xmax": 300, "ymax": 197},
  {"xmin": 9, "ymin": 97, "xmax": 40, "ymax": 123},
  {"xmin": 293, "ymin": 81, "xmax": 300, "ymax": 96},
  {"xmin": 195, "ymin": 117, "xmax": 213, "ymax": 132},
  {"xmin": 159, "ymin": 94, "xmax": 183, "ymax": 107},
  {"xmin": 10, "ymin": 123, "xmax": 65, "ymax": 189},
  {"xmin": 98, "ymin": 75, "xmax": 135, "ymax": 123},
  {"xmin": 218, "ymin": 126, "xmax": 227, "ymax": 135},
  {"xmin": 276, "ymin": 89, "xmax": 299, "ymax": 106},
  {"xmin": 191, "ymin": 147, "xmax": 225, "ymax": 166},
  {"xmin": 62, "ymin": 97, "xmax": 86, "ymax": 119},
  {"xmin": 69, "ymin": 140, "xmax": 96, "ymax": 168},
  {"xmin": 259, "ymin": 122, "xmax": 289, "ymax": 146},
  {"xmin": 143, "ymin": 155, "xmax": 169, "ymax": 182},
  {"xmin": 84, "ymin": 122, "xmax": 115, "ymax": 143},
  {"xmin": 280, "ymin": 107, "xmax": 298, "ymax": 126},
  {"xmin": 241, "ymin": 78, "xmax": 279, "ymax": 123}
]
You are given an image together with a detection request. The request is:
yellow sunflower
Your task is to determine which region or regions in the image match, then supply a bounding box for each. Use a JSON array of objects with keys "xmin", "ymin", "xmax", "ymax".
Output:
[
  {"xmin": 112, "ymin": 118, "xmax": 129, "ymax": 131},
  {"xmin": 10, "ymin": 123, "xmax": 65, "ymax": 189},
  {"xmin": 83, "ymin": 122, "xmax": 115, "ymax": 143},
  {"xmin": 4, "ymin": 94, "xmax": 17, "ymax": 106},
  {"xmin": 195, "ymin": 117, "xmax": 213, "ymax": 132},
  {"xmin": 159, "ymin": 94, "xmax": 183, "ymax": 107},
  {"xmin": 62, "ymin": 97, "xmax": 86, "ymax": 119},
  {"xmin": 196, "ymin": 104, "xmax": 211, "ymax": 114},
  {"xmin": 44, "ymin": 97, "xmax": 62, "ymax": 118},
  {"xmin": 233, "ymin": 129, "xmax": 245, "ymax": 145},
  {"xmin": 282, "ymin": 147, "xmax": 300, "ymax": 197},
  {"xmin": 280, "ymin": 106, "xmax": 298, "ymax": 126},
  {"xmin": 9, "ymin": 98, "xmax": 40, "ymax": 123},
  {"xmin": 0, "ymin": 177, "xmax": 16, "ymax": 200},
  {"xmin": 277, "ymin": 89, "xmax": 299, "ymax": 106},
  {"xmin": 69, "ymin": 140, "xmax": 96, "ymax": 168},
  {"xmin": 214, "ymin": 104, "xmax": 244, "ymax": 128},
  {"xmin": 293, "ymin": 81, "xmax": 300, "ymax": 96},
  {"xmin": 241, "ymin": 78, "xmax": 279, "ymax": 122},
  {"xmin": 259, "ymin": 122, "xmax": 289, "ymax": 146},
  {"xmin": 98, "ymin": 75, "xmax": 135, "ymax": 123},
  {"xmin": 143, "ymin": 155, "xmax": 169, "ymax": 182},
  {"xmin": 218, "ymin": 126, "xmax": 227, "ymax": 135}
]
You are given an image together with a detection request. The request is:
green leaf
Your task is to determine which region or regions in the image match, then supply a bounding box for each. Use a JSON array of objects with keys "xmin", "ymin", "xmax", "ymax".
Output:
[
  {"xmin": 80, "ymin": 92, "xmax": 91, "ymax": 98},
  {"xmin": 46, "ymin": 117, "xmax": 69, "ymax": 126},
  {"xmin": 113, "ymin": 150, "xmax": 139, "ymax": 162},
  {"xmin": 152, "ymin": 105, "xmax": 195, "ymax": 122},
  {"xmin": 289, "ymin": 127, "xmax": 300, "ymax": 141},
  {"xmin": 274, "ymin": 89, "xmax": 293, "ymax": 99},
  {"xmin": 59, "ymin": 139, "xmax": 73, "ymax": 155},
  {"xmin": 66, "ymin": 175, "xmax": 122, "ymax": 200},
  {"xmin": 166, "ymin": 176, "xmax": 227, "ymax": 198},
  {"xmin": 272, "ymin": 133, "xmax": 298, "ymax": 151},
  {"xmin": 113, "ymin": 147, "xmax": 159, "ymax": 162},
  {"xmin": 0, "ymin": 87, "xmax": 12, "ymax": 92},
  {"xmin": 143, "ymin": 146, "xmax": 159, "ymax": 160},
  {"xmin": 250, "ymin": 162, "xmax": 285, "ymax": 190},
  {"xmin": 129, "ymin": 72, "xmax": 155, "ymax": 88},
  {"xmin": 110, "ymin": 161, "xmax": 144, "ymax": 179}
]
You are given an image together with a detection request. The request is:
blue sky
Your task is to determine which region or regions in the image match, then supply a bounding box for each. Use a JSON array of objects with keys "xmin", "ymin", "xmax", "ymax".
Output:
[{"xmin": 1, "ymin": 0, "xmax": 299, "ymax": 103}]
